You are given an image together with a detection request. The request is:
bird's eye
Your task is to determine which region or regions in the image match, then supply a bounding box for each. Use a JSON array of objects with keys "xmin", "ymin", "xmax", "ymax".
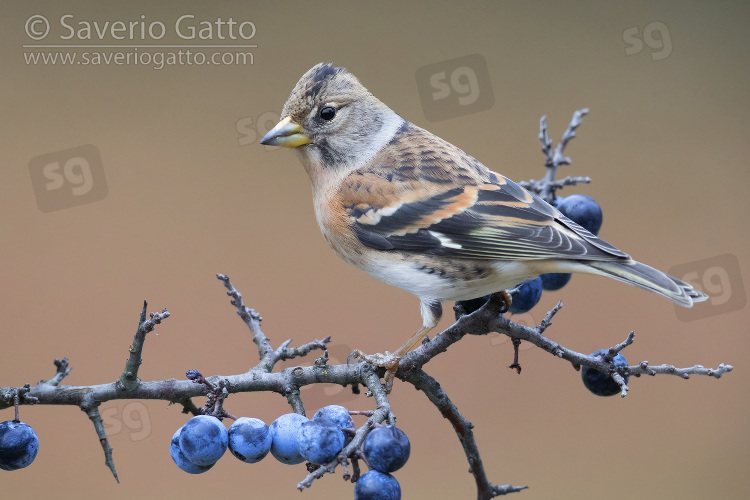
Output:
[{"xmin": 319, "ymin": 106, "xmax": 336, "ymax": 121}]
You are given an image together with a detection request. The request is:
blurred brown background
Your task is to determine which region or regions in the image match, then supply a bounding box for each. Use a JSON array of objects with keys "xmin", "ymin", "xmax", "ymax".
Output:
[{"xmin": 2, "ymin": 1, "xmax": 748, "ymax": 499}]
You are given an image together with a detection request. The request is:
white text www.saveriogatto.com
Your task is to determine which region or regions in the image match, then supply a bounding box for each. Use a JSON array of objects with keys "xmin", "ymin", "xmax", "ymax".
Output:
[{"xmin": 23, "ymin": 48, "xmax": 253, "ymax": 70}]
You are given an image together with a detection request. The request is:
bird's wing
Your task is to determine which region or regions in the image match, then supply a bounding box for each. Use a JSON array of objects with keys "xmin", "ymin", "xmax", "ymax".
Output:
[{"xmin": 340, "ymin": 122, "xmax": 629, "ymax": 262}]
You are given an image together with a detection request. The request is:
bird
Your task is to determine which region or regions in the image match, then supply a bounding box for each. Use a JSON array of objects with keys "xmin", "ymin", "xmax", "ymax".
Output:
[{"xmin": 260, "ymin": 62, "xmax": 708, "ymax": 385}]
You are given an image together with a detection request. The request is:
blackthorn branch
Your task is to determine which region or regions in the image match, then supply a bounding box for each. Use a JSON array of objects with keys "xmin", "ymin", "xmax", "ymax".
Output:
[{"xmin": 0, "ymin": 110, "xmax": 733, "ymax": 499}]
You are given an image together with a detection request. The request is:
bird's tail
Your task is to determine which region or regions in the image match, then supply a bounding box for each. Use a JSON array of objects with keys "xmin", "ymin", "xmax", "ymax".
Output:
[{"xmin": 586, "ymin": 260, "xmax": 708, "ymax": 308}]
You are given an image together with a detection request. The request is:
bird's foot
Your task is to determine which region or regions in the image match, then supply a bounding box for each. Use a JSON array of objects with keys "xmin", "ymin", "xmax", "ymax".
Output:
[{"xmin": 348, "ymin": 349, "xmax": 401, "ymax": 393}]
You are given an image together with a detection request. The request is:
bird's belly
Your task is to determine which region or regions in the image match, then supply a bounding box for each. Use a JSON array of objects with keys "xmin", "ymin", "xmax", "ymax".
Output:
[
  {"xmin": 360, "ymin": 255, "xmax": 540, "ymax": 302},
  {"xmin": 312, "ymin": 193, "xmax": 542, "ymax": 302}
]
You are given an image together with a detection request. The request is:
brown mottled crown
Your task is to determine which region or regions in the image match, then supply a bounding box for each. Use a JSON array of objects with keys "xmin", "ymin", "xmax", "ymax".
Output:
[{"xmin": 281, "ymin": 63, "xmax": 371, "ymax": 123}]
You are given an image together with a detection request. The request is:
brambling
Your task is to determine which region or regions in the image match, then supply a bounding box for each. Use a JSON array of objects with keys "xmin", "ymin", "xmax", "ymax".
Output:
[{"xmin": 261, "ymin": 63, "xmax": 708, "ymax": 383}]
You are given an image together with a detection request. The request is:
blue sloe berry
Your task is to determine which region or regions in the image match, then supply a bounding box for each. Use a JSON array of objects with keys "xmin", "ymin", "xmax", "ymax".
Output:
[
  {"xmin": 582, "ymin": 349, "xmax": 630, "ymax": 397},
  {"xmin": 228, "ymin": 417, "xmax": 272, "ymax": 464},
  {"xmin": 0, "ymin": 420, "xmax": 39, "ymax": 471},
  {"xmin": 178, "ymin": 415, "xmax": 228, "ymax": 466},
  {"xmin": 363, "ymin": 425, "xmax": 410, "ymax": 474},
  {"xmin": 297, "ymin": 420, "xmax": 345, "ymax": 465},
  {"xmin": 540, "ymin": 272, "xmax": 572, "ymax": 291},
  {"xmin": 170, "ymin": 426, "xmax": 214, "ymax": 474},
  {"xmin": 355, "ymin": 470, "xmax": 401, "ymax": 500},
  {"xmin": 312, "ymin": 405, "xmax": 354, "ymax": 432},
  {"xmin": 509, "ymin": 278, "xmax": 543, "ymax": 314},
  {"xmin": 269, "ymin": 413, "xmax": 308, "ymax": 465},
  {"xmin": 557, "ymin": 194, "xmax": 603, "ymax": 235}
]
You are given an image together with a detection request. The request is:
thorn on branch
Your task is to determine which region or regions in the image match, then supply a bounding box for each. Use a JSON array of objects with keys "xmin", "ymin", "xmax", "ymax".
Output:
[
  {"xmin": 272, "ymin": 336, "xmax": 332, "ymax": 366},
  {"xmin": 82, "ymin": 402, "xmax": 119, "ymax": 483},
  {"xmin": 537, "ymin": 301, "xmax": 563, "ymax": 334},
  {"xmin": 119, "ymin": 302, "xmax": 170, "ymax": 389},
  {"xmin": 607, "ymin": 331, "xmax": 635, "ymax": 359},
  {"xmin": 490, "ymin": 483, "xmax": 531, "ymax": 496}
]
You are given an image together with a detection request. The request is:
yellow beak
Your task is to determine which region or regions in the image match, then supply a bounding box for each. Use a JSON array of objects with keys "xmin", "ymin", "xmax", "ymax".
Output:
[{"xmin": 260, "ymin": 117, "xmax": 312, "ymax": 148}]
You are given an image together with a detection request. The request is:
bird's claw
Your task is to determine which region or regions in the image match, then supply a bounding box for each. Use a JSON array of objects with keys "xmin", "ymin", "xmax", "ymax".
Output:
[{"xmin": 348, "ymin": 349, "xmax": 401, "ymax": 393}]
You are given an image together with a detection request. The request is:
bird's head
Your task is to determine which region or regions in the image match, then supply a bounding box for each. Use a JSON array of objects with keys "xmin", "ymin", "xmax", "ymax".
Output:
[{"xmin": 261, "ymin": 63, "xmax": 402, "ymax": 170}]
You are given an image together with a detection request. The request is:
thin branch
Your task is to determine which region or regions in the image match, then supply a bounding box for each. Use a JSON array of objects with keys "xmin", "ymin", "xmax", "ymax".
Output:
[
  {"xmin": 217, "ymin": 275, "xmax": 331, "ymax": 372},
  {"xmin": 119, "ymin": 301, "xmax": 170, "ymax": 389},
  {"xmin": 538, "ymin": 115, "xmax": 553, "ymax": 168},
  {"xmin": 81, "ymin": 400, "xmax": 118, "ymax": 483},
  {"xmin": 537, "ymin": 300, "xmax": 564, "ymax": 334},
  {"xmin": 630, "ymin": 361, "xmax": 733, "ymax": 379},
  {"xmin": 534, "ymin": 108, "xmax": 590, "ymax": 203},
  {"xmin": 480, "ymin": 306, "xmax": 732, "ymax": 397},
  {"xmin": 553, "ymin": 108, "xmax": 589, "ymax": 167},
  {"xmin": 216, "ymin": 274, "xmax": 273, "ymax": 366},
  {"xmin": 176, "ymin": 396, "xmax": 201, "ymax": 416},
  {"xmin": 2, "ymin": 364, "xmax": 367, "ymax": 410},
  {"xmin": 402, "ymin": 368, "xmax": 528, "ymax": 499},
  {"xmin": 286, "ymin": 389, "xmax": 306, "ymax": 416},
  {"xmin": 271, "ymin": 337, "xmax": 332, "ymax": 366}
]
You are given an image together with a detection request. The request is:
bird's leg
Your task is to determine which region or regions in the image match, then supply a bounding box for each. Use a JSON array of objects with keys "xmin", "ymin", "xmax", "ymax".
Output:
[{"xmin": 350, "ymin": 300, "xmax": 442, "ymax": 392}]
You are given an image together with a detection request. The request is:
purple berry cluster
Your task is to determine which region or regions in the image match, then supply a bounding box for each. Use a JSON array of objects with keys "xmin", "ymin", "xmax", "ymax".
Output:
[{"xmin": 169, "ymin": 405, "xmax": 410, "ymax": 499}]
